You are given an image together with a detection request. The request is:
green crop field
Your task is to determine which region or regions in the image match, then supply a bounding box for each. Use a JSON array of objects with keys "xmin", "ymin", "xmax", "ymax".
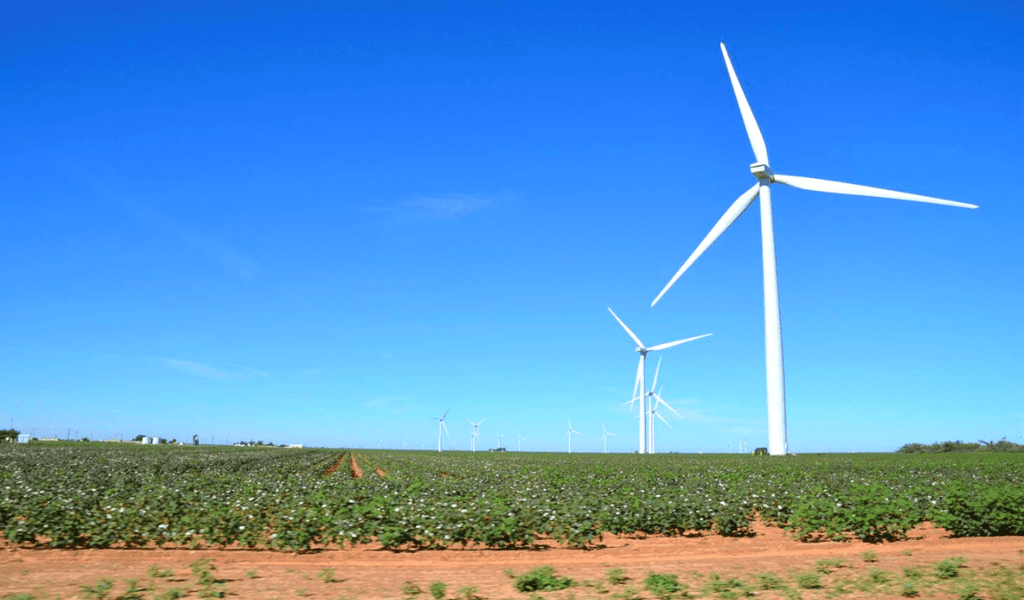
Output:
[{"xmin": 1, "ymin": 444, "xmax": 1021, "ymax": 551}]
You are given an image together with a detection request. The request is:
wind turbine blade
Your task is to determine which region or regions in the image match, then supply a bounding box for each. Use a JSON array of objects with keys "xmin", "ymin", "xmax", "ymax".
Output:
[
  {"xmin": 442, "ymin": 409, "xmax": 450, "ymax": 420},
  {"xmin": 630, "ymin": 357, "xmax": 643, "ymax": 409},
  {"xmin": 607, "ymin": 307, "xmax": 645, "ymax": 348},
  {"xmin": 772, "ymin": 174, "xmax": 978, "ymax": 209},
  {"xmin": 654, "ymin": 393, "xmax": 683, "ymax": 419},
  {"xmin": 650, "ymin": 356, "xmax": 662, "ymax": 392},
  {"xmin": 648, "ymin": 332, "xmax": 713, "ymax": 352},
  {"xmin": 720, "ymin": 43, "xmax": 768, "ymax": 165},
  {"xmin": 655, "ymin": 410, "xmax": 674, "ymax": 429},
  {"xmin": 442, "ymin": 421, "xmax": 449, "ymax": 435},
  {"xmin": 652, "ymin": 184, "xmax": 760, "ymax": 307}
]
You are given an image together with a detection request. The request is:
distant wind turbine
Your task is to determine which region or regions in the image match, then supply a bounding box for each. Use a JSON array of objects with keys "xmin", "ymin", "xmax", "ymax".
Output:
[
  {"xmin": 433, "ymin": 410, "xmax": 450, "ymax": 452},
  {"xmin": 564, "ymin": 419, "xmax": 581, "ymax": 454},
  {"xmin": 600, "ymin": 424, "xmax": 616, "ymax": 454},
  {"xmin": 517, "ymin": 434, "xmax": 526, "ymax": 452},
  {"xmin": 608, "ymin": 307, "xmax": 710, "ymax": 454},
  {"xmin": 651, "ymin": 43, "xmax": 978, "ymax": 456},
  {"xmin": 496, "ymin": 433, "xmax": 505, "ymax": 450},
  {"xmin": 468, "ymin": 418, "xmax": 485, "ymax": 452}
]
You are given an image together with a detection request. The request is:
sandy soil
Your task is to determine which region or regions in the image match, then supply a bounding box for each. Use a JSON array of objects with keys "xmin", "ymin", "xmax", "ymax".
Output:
[{"xmin": 1, "ymin": 521, "xmax": 1021, "ymax": 599}]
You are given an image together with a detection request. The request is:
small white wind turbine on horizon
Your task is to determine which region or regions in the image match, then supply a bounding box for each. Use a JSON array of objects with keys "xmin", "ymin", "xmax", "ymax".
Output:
[
  {"xmin": 565, "ymin": 419, "xmax": 581, "ymax": 454},
  {"xmin": 517, "ymin": 434, "xmax": 526, "ymax": 452},
  {"xmin": 468, "ymin": 418, "xmax": 485, "ymax": 452},
  {"xmin": 651, "ymin": 43, "xmax": 978, "ymax": 457},
  {"xmin": 497, "ymin": 433, "xmax": 505, "ymax": 450},
  {"xmin": 609, "ymin": 307, "xmax": 710, "ymax": 455},
  {"xmin": 600, "ymin": 424, "xmax": 616, "ymax": 454},
  {"xmin": 433, "ymin": 410, "xmax": 450, "ymax": 452}
]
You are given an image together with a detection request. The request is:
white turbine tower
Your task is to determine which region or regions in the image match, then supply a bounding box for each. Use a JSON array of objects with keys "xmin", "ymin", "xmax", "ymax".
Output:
[
  {"xmin": 497, "ymin": 433, "xmax": 505, "ymax": 450},
  {"xmin": 433, "ymin": 410, "xmax": 449, "ymax": 452},
  {"xmin": 608, "ymin": 307, "xmax": 711, "ymax": 454},
  {"xmin": 600, "ymin": 424, "xmax": 616, "ymax": 454},
  {"xmin": 517, "ymin": 434, "xmax": 526, "ymax": 452},
  {"xmin": 564, "ymin": 419, "xmax": 581, "ymax": 454},
  {"xmin": 652, "ymin": 43, "xmax": 978, "ymax": 456},
  {"xmin": 467, "ymin": 418, "xmax": 485, "ymax": 452}
]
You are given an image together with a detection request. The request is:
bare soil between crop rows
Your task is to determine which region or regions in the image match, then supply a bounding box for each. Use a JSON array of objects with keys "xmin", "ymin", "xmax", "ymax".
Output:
[{"xmin": 1, "ymin": 521, "xmax": 1021, "ymax": 599}]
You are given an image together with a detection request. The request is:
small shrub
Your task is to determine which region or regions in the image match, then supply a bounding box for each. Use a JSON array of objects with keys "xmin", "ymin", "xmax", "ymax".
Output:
[
  {"xmin": 455, "ymin": 586, "xmax": 481, "ymax": 600},
  {"xmin": 156, "ymin": 589, "xmax": 186, "ymax": 600},
  {"xmin": 293, "ymin": 589, "xmax": 308, "ymax": 598},
  {"xmin": 900, "ymin": 582, "xmax": 919, "ymax": 597},
  {"xmin": 903, "ymin": 567, "xmax": 924, "ymax": 579},
  {"xmin": 955, "ymin": 581, "xmax": 981, "ymax": 600},
  {"xmin": 80, "ymin": 578, "xmax": 114, "ymax": 600},
  {"xmin": 756, "ymin": 573, "xmax": 784, "ymax": 590},
  {"xmin": 511, "ymin": 566, "xmax": 576, "ymax": 592},
  {"xmin": 861, "ymin": 551, "xmax": 878, "ymax": 563},
  {"xmin": 796, "ymin": 573, "xmax": 822, "ymax": 590},
  {"xmin": 937, "ymin": 557, "xmax": 966, "ymax": 580},
  {"xmin": 318, "ymin": 568, "xmax": 340, "ymax": 583},
  {"xmin": 245, "ymin": 569, "xmax": 259, "ymax": 579},
  {"xmin": 816, "ymin": 559, "xmax": 844, "ymax": 573},
  {"xmin": 644, "ymin": 572, "xmax": 683, "ymax": 599},
  {"xmin": 606, "ymin": 568, "xmax": 629, "ymax": 585},
  {"xmin": 900, "ymin": 550, "xmax": 914, "ymax": 556},
  {"xmin": 402, "ymin": 580, "xmax": 423, "ymax": 596},
  {"xmin": 869, "ymin": 570, "xmax": 889, "ymax": 584},
  {"xmin": 190, "ymin": 558, "xmax": 217, "ymax": 585},
  {"xmin": 148, "ymin": 565, "xmax": 175, "ymax": 578},
  {"xmin": 121, "ymin": 579, "xmax": 146, "ymax": 600},
  {"xmin": 197, "ymin": 585, "xmax": 225, "ymax": 599},
  {"xmin": 429, "ymin": 581, "xmax": 447, "ymax": 600}
]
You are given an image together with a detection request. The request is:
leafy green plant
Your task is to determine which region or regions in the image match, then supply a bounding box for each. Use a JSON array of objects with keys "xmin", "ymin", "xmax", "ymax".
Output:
[
  {"xmin": 869, "ymin": 570, "xmax": 889, "ymax": 584},
  {"xmin": 954, "ymin": 581, "xmax": 981, "ymax": 600},
  {"xmin": 796, "ymin": 573, "xmax": 822, "ymax": 590},
  {"xmin": 900, "ymin": 582, "xmax": 919, "ymax": 597},
  {"xmin": 606, "ymin": 567, "xmax": 629, "ymax": 585},
  {"xmin": 148, "ymin": 565, "xmax": 174, "ymax": 578},
  {"xmin": 644, "ymin": 572, "xmax": 685, "ymax": 599},
  {"xmin": 245, "ymin": 569, "xmax": 259, "ymax": 579},
  {"xmin": 402, "ymin": 580, "xmax": 423, "ymax": 596},
  {"xmin": 816, "ymin": 559, "xmax": 844, "ymax": 574},
  {"xmin": 429, "ymin": 581, "xmax": 447, "ymax": 600},
  {"xmin": 318, "ymin": 568, "xmax": 340, "ymax": 583},
  {"xmin": 190, "ymin": 558, "xmax": 217, "ymax": 585},
  {"xmin": 455, "ymin": 586, "xmax": 481, "ymax": 600},
  {"xmin": 80, "ymin": 578, "xmax": 114, "ymax": 600},
  {"xmin": 755, "ymin": 573, "xmax": 784, "ymax": 590},
  {"xmin": 156, "ymin": 589, "xmax": 186, "ymax": 600},
  {"xmin": 861, "ymin": 551, "xmax": 878, "ymax": 563},
  {"xmin": 511, "ymin": 566, "xmax": 576, "ymax": 592},
  {"xmin": 937, "ymin": 556, "xmax": 966, "ymax": 579},
  {"xmin": 120, "ymin": 579, "xmax": 146, "ymax": 600}
]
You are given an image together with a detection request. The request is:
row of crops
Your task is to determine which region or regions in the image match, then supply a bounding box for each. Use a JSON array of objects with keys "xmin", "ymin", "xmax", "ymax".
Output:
[{"xmin": 1, "ymin": 444, "xmax": 1021, "ymax": 551}]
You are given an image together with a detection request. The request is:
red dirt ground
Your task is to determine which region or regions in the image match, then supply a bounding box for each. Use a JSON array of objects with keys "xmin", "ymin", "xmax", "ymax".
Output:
[{"xmin": 1, "ymin": 521, "xmax": 1021, "ymax": 599}]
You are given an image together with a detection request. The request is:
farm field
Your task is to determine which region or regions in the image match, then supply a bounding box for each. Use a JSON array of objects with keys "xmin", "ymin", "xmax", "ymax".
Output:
[{"xmin": 0, "ymin": 445, "xmax": 1022, "ymax": 599}]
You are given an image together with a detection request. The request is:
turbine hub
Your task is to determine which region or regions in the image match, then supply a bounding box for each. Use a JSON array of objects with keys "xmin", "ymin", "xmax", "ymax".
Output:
[
  {"xmin": 637, "ymin": 347, "xmax": 647, "ymax": 355},
  {"xmin": 750, "ymin": 162, "xmax": 774, "ymax": 183}
]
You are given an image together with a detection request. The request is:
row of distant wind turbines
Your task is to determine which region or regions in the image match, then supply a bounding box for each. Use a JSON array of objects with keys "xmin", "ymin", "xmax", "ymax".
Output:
[
  {"xmin": 433, "ymin": 411, "xmax": 618, "ymax": 453},
  {"xmin": 609, "ymin": 43, "xmax": 976, "ymax": 455},
  {"xmin": 431, "ymin": 43, "xmax": 976, "ymax": 456}
]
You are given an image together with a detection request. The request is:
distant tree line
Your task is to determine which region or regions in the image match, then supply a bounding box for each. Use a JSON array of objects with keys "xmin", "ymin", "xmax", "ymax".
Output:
[
  {"xmin": 897, "ymin": 438, "xmax": 1024, "ymax": 453},
  {"xmin": 0, "ymin": 429, "xmax": 19, "ymax": 443}
]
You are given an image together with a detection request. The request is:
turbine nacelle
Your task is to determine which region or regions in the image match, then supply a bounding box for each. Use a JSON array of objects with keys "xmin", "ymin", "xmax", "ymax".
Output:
[
  {"xmin": 636, "ymin": 346, "xmax": 648, "ymax": 355},
  {"xmin": 750, "ymin": 162, "xmax": 774, "ymax": 183}
]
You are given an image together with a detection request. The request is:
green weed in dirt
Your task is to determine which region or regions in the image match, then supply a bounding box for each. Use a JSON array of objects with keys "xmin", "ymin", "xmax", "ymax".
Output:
[
  {"xmin": 937, "ymin": 557, "xmax": 967, "ymax": 579},
  {"xmin": 402, "ymin": 580, "xmax": 423, "ymax": 596},
  {"xmin": 429, "ymin": 581, "xmax": 447, "ymax": 600},
  {"xmin": 509, "ymin": 566, "xmax": 576, "ymax": 592},
  {"xmin": 796, "ymin": 572, "xmax": 823, "ymax": 590},
  {"xmin": 643, "ymin": 572, "xmax": 686, "ymax": 599},
  {"xmin": 80, "ymin": 578, "xmax": 114, "ymax": 600},
  {"xmin": 862, "ymin": 551, "xmax": 878, "ymax": 563},
  {"xmin": 606, "ymin": 567, "xmax": 629, "ymax": 585},
  {"xmin": 148, "ymin": 565, "xmax": 174, "ymax": 578}
]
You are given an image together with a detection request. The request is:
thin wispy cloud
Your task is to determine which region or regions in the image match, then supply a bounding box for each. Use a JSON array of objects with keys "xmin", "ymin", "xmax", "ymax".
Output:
[
  {"xmin": 366, "ymin": 194, "xmax": 494, "ymax": 220},
  {"xmin": 164, "ymin": 359, "xmax": 233, "ymax": 380}
]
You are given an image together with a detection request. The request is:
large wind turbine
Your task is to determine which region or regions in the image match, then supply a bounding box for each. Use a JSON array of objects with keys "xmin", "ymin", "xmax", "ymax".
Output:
[
  {"xmin": 600, "ymin": 424, "xmax": 616, "ymax": 454},
  {"xmin": 651, "ymin": 43, "xmax": 978, "ymax": 456},
  {"xmin": 608, "ymin": 307, "xmax": 711, "ymax": 454},
  {"xmin": 467, "ymin": 418, "xmax": 485, "ymax": 452},
  {"xmin": 433, "ymin": 410, "xmax": 449, "ymax": 452},
  {"xmin": 564, "ymin": 419, "xmax": 581, "ymax": 454}
]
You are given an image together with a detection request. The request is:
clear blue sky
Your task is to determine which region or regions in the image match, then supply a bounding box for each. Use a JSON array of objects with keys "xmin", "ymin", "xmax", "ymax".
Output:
[{"xmin": 2, "ymin": 1, "xmax": 1021, "ymax": 452}]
